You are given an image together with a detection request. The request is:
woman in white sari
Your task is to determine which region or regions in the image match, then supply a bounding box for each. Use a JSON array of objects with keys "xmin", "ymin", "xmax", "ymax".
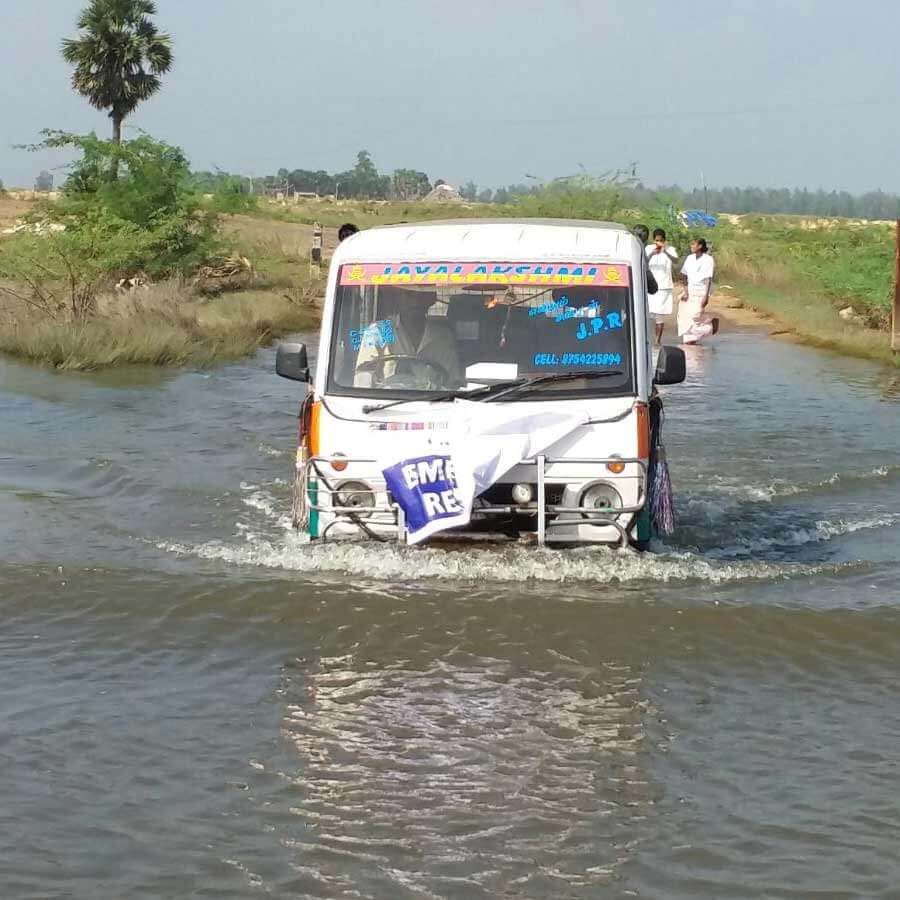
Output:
[{"xmin": 678, "ymin": 238, "xmax": 720, "ymax": 344}]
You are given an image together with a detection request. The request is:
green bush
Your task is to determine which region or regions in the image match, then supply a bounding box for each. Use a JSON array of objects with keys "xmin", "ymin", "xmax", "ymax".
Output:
[
  {"xmin": 713, "ymin": 216, "xmax": 895, "ymax": 319},
  {"xmin": 209, "ymin": 176, "xmax": 258, "ymax": 214},
  {"xmin": 31, "ymin": 130, "xmax": 219, "ymax": 278},
  {"xmin": 504, "ymin": 182, "xmax": 629, "ymax": 223}
]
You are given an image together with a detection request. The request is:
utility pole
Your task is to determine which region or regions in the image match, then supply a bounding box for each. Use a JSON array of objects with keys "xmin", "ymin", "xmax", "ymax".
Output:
[
  {"xmin": 310, "ymin": 221, "xmax": 323, "ymax": 277},
  {"xmin": 892, "ymin": 219, "xmax": 900, "ymax": 353}
]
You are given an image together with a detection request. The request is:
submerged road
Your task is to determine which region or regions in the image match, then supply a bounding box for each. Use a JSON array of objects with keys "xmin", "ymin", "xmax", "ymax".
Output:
[{"xmin": 2, "ymin": 321, "xmax": 900, "ymax": 898}]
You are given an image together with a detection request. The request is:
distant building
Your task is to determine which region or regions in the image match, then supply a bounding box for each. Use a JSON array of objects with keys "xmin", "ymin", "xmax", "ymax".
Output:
[{"xmin": 423, "ymin": 183, "xmax": 463, "ymax": 203}]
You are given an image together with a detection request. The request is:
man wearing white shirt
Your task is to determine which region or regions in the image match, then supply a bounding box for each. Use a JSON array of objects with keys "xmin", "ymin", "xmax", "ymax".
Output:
[
  {"xmin": 645, "ymin": 228, "xmax": 678, "ymax": 345},
  {"xmin": 678, "ymin": 237, "xmax": 720, "ymax": 344}
]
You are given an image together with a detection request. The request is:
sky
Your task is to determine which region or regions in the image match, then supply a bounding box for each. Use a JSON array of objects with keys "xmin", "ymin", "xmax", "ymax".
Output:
[{"xmin": 2, "ymin": 0, "xmax": 900, "ymax": 194}]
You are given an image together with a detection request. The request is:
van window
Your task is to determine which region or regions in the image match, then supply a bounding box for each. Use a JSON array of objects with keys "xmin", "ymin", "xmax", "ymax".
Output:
[{"xmin": 328, "ymin": 263, "xmax": 634, "ymax": 397}]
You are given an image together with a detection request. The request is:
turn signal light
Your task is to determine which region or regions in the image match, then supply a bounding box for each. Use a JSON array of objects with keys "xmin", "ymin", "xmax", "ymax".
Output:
[
  {"xmin": 307, "ymin": 400, "xmax": 322, "ymax": 457},
  {"xmin": 330, "ymin": 453, "xmax": 348, "ymax": 472},
  {"xmin": 635, "ymin": 402, "xmax": 650, "ymax": 459},
  {"xmin": 606, "ymin": 459, "xmax": 626, "ymax": 474}
]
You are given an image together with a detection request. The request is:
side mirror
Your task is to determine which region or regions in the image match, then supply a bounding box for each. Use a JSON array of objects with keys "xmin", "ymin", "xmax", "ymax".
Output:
[
  {"xmin": 653, "ymin": 345, "xmax": 686, "ymax": 385},
  {"xmin": 276, "ymin": 342, "xmax": 310, "ymax": 382}
]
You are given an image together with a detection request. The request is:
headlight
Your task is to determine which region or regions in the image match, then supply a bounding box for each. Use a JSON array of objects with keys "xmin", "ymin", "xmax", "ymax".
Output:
[
  {"xmin": 511, "ymin": 482, "xmax": 534, "ymax": 505},
  {"xmin": 579, "ymin": 481, "xmax": 622, "ymax": 517},
  {"xmin": 333, "ymin": 480, "xmax": 376, "ymax": 517}
]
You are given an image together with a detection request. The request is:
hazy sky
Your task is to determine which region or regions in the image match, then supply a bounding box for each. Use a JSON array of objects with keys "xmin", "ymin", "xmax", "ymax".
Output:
[{"xmin": 3, "ymin": 0, "xmax": 900, "ymax": 193}]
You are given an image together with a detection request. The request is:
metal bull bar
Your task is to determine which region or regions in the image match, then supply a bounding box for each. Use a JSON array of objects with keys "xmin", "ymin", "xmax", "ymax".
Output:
[{"xmin": 300, "ymin": 454, "xmax": 647, "ymax": 547}]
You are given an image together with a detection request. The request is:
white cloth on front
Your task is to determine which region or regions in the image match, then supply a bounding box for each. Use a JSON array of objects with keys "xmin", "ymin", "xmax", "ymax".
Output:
[
  {"xmin": 649, "ymin": 288, "xmax": 673, "ymax": 317},
  {"xmin": 379, "ymin": 401, "xmax": 590, "ymax": 544},
  {"xmin": 645, "ymin": 244, "xmax": 678, "ymax": 290}
]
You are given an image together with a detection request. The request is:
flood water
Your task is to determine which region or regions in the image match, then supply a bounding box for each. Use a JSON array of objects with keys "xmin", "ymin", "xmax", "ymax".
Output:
[{"xmin": 3, "ymin": 322, "xmax": 900, "ymax": 899}]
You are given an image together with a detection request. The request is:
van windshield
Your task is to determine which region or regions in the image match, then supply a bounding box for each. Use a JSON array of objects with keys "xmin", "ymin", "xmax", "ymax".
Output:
[{"xmin": 327, "ymin": 261, "xmax": 635, "ymax": 397}]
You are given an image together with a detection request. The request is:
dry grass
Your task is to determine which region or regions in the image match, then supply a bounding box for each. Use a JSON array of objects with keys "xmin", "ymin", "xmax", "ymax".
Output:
[
  {"xmin": 221, "ymin": 214, "xmax": 338, "ymax": 254},
  {"xmin": 219, "ymin": 214, "xmax": 335, "ymax": 289},
  {"xmin": 0, "ymin": 195, "xmax": 38, "ymax": 232},
  {"xmin": 721, "ymin": 280, "xmax": 900, "ymax": 367},
  {"xmin": 714, "ymin": 244, "xmax": 797, "ymax": 292},
  {"xmin": 0, "ymin": 204, "xmax": 327, "ymax": 370},
  {"xmin": 0, "ymin": 280, "xmax": 321, "ymax": 370}
]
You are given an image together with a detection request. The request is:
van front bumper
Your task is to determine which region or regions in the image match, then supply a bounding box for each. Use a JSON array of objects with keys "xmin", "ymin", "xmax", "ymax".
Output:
[{"xmin": 297, "ymin": 455, "xmax": 647, "ymax": 548}]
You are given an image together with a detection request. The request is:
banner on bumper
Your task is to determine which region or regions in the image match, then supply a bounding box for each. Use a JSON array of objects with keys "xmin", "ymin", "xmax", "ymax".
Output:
[
  {"xmin": 380, "ymin": 402, "xmax": 589, "ymax": 544},
  {"xmin": 382, "ymin": 454, "xmax": 467, "ymax": 542}
]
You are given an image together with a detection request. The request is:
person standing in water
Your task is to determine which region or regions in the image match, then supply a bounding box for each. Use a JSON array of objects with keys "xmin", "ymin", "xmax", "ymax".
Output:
[
  {"xmin": 678, "ymin": 237, "xmax": 719, "ymax": 344},
  {"xmin": 646, "ymin": 228, "xmax": 678, "ymax": 345}
]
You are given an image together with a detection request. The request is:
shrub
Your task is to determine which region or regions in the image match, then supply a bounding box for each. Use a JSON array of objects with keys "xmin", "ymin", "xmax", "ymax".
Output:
[
  {"xmin": 209, "ymin": 176, "xmax": 258, "ymax": 214},
  {"xmin": 29, "ymin": 130, "xmax": 219, "ymax": 279}
]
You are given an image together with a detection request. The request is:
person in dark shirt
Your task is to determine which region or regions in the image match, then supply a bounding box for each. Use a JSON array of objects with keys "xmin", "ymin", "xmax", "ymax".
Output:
[
  {"xmin": 338, "ymin": 222, "xmax": 359, "ymax": 243},
  {"xmin": 632, "ymin": 224, "xmax": 659, "ymax": 295}
]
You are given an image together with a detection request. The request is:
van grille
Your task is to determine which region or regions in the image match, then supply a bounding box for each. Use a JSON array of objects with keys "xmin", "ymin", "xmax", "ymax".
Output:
[{"xmin": 478, "ymin": 483, "xmax": 565, "ymax": 506}]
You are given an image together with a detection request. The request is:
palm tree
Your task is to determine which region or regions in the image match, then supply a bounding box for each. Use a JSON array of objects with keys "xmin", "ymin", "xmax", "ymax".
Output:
[{"xmin": 62, "ymin": 0, "xmax": 173, "ymax": 145}]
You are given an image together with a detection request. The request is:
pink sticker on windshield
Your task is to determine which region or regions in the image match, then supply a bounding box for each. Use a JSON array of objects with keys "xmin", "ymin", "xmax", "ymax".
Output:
[{"xmin": 339, "ymin": 262, "xmax": 630, "ymax": 287}]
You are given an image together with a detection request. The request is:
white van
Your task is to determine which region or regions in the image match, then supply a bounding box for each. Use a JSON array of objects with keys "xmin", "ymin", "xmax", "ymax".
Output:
[{"xmin": 276, "ymin": 219, "xmax": 685, "ymax": 548}]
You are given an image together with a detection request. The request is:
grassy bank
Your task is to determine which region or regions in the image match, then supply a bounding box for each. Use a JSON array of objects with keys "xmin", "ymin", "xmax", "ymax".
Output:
[
  {"xmin": 249, "ymin": 197, "xmax": 488, "ymax": 230},
  {"xmin": 3, "ymin": 188, "xmax": 898, "ymax": 371},
  {"xmin": 0, "ymin": 284, "xmax": 320, "ymax": 371},
  {"xmin": 0, "ymin": 195, "xmax": 326, "ymax": 370},
  {"xmin": 714, "ymin": 216, "xmax": 895, "ymax": 323},
  {"xmin": 716, "ymin": 280, "xmax": 900, "ymax": 365},
  {"xmin": 712, "ymin": 217, "xmax": 899, "ymax": 366}
]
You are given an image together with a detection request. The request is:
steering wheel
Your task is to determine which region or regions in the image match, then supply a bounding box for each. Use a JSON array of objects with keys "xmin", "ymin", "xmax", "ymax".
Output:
[{"xmin": 356, "ymin": 354, "xmax": 451, "ymax": 385}]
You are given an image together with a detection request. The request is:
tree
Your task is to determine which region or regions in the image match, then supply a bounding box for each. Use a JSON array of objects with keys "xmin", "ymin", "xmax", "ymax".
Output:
[
  {"xmin": 287, "ymin": 168, "xmax": 335, "ymax": 196},
  {"xmin": 350, "ymin": 150, "xmax": 384, "ymax": 198},
  {"xmin": 392, "ymin": 169, "xmax": 430, "ymax": 200},
  {"xmin": 460, "ymin": 180, "xmax": 478, "ymax": 201},
  {"xmin": 35, "ymin": 170, "xmax": 54, "ymax": 192},
  {"xmin": 335, "ymin": 150, "xmax": 390, "ymax": 199},
  {"xmin": 32, "ymin": 130, "xmax": 217, "ymax": 277},
  {"xmin": 62, "ymin": 0, "xmax": 173, "ymax": 145}
]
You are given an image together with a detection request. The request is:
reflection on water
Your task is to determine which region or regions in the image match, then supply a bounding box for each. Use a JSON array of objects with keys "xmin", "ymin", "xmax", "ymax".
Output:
[
  {"xmin": 877, "ymin": 370, "xmax": 900, "ymax": 401},
  {"xmin": 680, "ymin": 341, "xmax": 714, "ymax": 382},
  {"xmin": 274, "ymin": 654, "xmax": 652, "ymax": 895},
  {"xmin": 3, "ymin": 326, "xmax": 900, "ymax": 898}
]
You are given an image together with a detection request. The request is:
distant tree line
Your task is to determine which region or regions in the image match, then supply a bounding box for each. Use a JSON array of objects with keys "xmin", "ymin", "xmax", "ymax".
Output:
[
  {"xmin": 190, "ymin": 150, "xmax": 544, "ymax": 204},
  {"xmin": 190, "ymin": 148, "xmax": 900, "ymax": 221},
  {"xmin": 192, "ymin": 150, "xmax": 433, "ymax": 201},
  {"xmin": 631, "ymin": 184, "xmax": 900, "ymax": 221}
]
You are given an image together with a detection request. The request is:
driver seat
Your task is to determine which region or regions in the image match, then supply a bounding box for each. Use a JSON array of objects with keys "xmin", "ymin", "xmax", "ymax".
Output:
[{"xmin": 418, "ymin": 317, "xmax": 463, "ymax": 386}]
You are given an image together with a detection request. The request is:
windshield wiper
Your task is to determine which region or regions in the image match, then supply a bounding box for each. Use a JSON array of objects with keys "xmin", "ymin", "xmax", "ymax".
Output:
[
  {"xmin": 362, "ymin": 377, "xmax": 529, "ymax": 414},
  {"xmin": 483, "ymin": 370, "xmax": 624, "ymax": 402}
]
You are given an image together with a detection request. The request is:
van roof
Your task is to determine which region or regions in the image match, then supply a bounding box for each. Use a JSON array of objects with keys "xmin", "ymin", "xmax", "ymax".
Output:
[{"xmin": 332, "ymin": 218, "xmax": 637, "ymax": 264}]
